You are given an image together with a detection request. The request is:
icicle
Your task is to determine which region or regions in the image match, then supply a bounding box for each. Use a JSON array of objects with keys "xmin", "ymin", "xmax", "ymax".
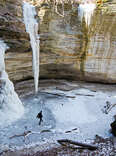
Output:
[
  {"xmin": 23, "ymin": 2, "xmax": 40, "ymax": 93},
  {"xmin": 78, "ymin": 1, "xmax": 96, "ymax": 26}
]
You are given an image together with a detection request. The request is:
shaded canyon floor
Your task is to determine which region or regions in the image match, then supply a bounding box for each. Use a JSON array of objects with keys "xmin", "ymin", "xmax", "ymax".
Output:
[{"xmin": 1, "ymin": 79, "xmax": 116, "ymax": 155}]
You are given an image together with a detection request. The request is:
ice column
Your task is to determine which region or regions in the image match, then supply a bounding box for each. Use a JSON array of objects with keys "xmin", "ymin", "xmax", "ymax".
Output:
[
  {"xmin": 0, "ymin": 40, "xmax": 24, "ymax": 126},
  {"xmin": 23, "ymin": 2, "xmax": 40, "ymax": 93}
]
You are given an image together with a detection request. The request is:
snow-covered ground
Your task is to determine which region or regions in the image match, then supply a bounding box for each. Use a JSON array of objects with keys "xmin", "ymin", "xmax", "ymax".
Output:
[{"xmin": 0, "ymin": 80, "xmax": 116, "ymax": 152}]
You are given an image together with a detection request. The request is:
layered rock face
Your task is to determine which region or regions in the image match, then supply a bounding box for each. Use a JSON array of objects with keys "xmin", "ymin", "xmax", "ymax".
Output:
[
  {"xmin": 84, "ymin": 8, "xmax": 116, "ymax": 83},
  {"xmin": 0, "ymin": 0, "xmax": 32, "ymax": 81},
  {"xmin": 2, "ymin": 0, "xmax": 116, "ymax": 83},
  {"xmin": 39, "ymin": 2, "xmax": 116, "ymax": 83}
]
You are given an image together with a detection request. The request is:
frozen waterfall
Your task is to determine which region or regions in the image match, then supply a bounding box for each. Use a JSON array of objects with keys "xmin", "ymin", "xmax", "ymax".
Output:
[
  {"xmin": 23, "ymin": 2, "xmax": 40, "ymax": 93},
  {"xmin": 78, "ymin": 1, "xmax": 96, "ymax": 26},
  {"xmin": 0, "ymin": 40, "xmax": 24, "ymax": 126}
]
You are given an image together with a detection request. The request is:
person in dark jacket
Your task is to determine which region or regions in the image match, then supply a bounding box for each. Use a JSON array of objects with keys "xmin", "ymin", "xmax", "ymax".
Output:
[{"xmin": 36, "ymin": 110, "xmax": 43, "ymax": 125}]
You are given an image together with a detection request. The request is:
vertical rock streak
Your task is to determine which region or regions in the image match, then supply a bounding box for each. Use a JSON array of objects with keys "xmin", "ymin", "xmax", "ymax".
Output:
[
  {"xmin": 23, "ymin": 2, "xmax": 40, "ymax": 93},
  {"xmin": 0, "ymin": 40, "xmax": 24, "ymax": 126}
]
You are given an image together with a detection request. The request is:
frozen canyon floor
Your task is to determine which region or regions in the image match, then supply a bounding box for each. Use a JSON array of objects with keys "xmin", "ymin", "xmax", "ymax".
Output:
[{"xmin": 1, "ymin": 79, "xmax": 116, "ymax": 155}]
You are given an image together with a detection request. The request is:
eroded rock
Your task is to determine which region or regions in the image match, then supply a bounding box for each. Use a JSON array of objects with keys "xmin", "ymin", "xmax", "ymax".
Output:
[{"xmin": 1, "ymin": 0, "xmax": 116, "ymax": 83}]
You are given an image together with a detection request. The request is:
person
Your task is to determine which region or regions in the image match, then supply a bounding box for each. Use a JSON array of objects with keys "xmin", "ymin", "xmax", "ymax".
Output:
[{"xmin": 36, "ymin": 110, "xmax": 43, "ymax": 125}]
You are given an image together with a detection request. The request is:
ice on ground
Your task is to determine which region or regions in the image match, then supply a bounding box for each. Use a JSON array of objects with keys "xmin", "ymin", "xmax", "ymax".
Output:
[
  {"xmin": 0, "ymin": 81, "xmax": 116, "ymax": 149},
  {"xmin": 45, "ymin": 87, "xmax": 116, "ymax": 138}
]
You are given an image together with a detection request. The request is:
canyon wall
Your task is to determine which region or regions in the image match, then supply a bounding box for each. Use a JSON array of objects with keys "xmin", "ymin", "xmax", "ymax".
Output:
[
  {"xmin": 0, "ymin": 0, "xmax": 32, "ymax": 81},
  {"xmin": 38, "ymin": 2, "xmax": 116, "ymax": 83},
  {"xmin": 2, "ymin": 0, "xmax": 116, "ymax": 83}
]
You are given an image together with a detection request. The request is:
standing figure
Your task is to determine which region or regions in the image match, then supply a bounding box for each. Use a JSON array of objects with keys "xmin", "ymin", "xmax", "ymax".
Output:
[{"xmin": 36, "ymin": 110, "xmax": 43, "ymax": 125}]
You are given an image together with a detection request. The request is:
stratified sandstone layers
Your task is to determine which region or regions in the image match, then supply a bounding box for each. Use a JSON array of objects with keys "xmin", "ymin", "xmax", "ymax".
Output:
[
  {"xmin": 0, "ymin": 0, "xmax": 32, "ymax": 81},
  {"xmin": 39, "ymin": 2, "xmax": 116, "ymax": 83},
  {"xmin": 1, "ymin": 0, "xmax": 116, "ymax": 83}
]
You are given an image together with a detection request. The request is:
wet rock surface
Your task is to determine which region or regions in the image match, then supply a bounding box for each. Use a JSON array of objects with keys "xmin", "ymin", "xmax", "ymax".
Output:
[{"xmin": 110, "ymin": 116, "xmax": 116, "ymax": 137}]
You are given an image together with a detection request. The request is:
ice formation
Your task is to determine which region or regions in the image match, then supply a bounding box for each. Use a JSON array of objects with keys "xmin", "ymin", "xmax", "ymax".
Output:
[
  {"xmin": 78, "ymin": 1, "xmax": 96, "ymax": 26},
  {"xmin": 0, "ymin": 40, "xmax": 24, "ymax": 126},
  {"xmin": 23, "ymin": 2, "xmax": 40, "ymax": 93}
]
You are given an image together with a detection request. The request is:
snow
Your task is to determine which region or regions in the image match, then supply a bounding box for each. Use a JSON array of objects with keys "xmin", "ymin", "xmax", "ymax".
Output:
[
  {"xmin": 45, "ymin": 86, "xmax": 116, "ymax": 140},
  {"xmin": 0, "ymin": 80, "xmax": 116, "ymax": 150}
]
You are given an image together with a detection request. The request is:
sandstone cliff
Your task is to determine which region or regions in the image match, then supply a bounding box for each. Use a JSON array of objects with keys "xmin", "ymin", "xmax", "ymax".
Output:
[
  {"xmin": 38, "ymin": 2, "xmax": 116, "ymax": 83},
  {"xmin": 2, "ymin": 0, "xmax": 116, "ymax": 83},
  {"xmin": 0, "ymin": 0, "xmax": 32, "ymax": 81}
]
